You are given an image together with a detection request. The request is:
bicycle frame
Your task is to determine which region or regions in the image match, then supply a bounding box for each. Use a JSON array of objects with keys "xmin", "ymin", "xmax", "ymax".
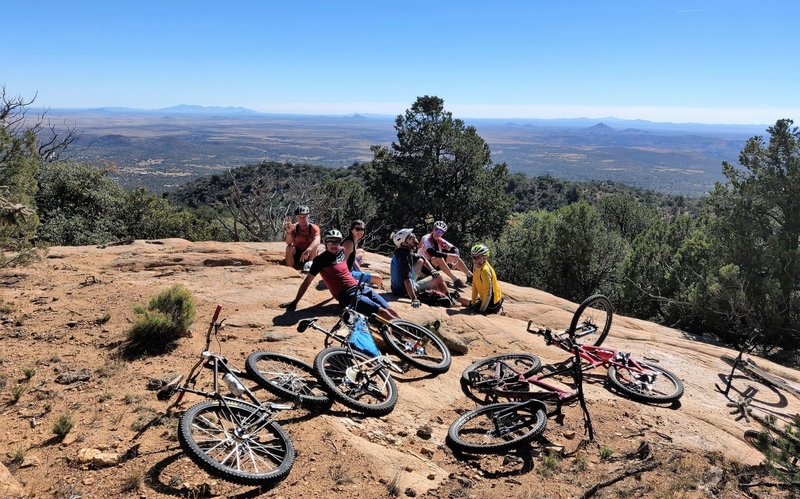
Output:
[
  {"xmin": 472, "ymin": 323, "xmax": 661, "ymax": 406},
  {"xmin": 159, "ymin": 305, "xmax": 292, "ymax": 414}
]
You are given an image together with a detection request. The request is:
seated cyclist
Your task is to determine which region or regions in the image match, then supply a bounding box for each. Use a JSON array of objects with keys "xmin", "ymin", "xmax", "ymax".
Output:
[
  {"xmin": 281, "ymin": 229, "xmax": 400, "ymax": 321},
  {"xmin": 342, "ymin": 219, "xmax": 384, "ymax": 289},
  {"xmin": 418, "ymin": 220, "xmax": 473, "ymax": 288},
  {"xmin": 390, "ymin": 228, "xmax": 451, "ymax": 308},
  {"xmin": 458, "ymin": 244, "xmax": 504, "ymax": 315},
  {"xmin": 284, "ymin": 205, "xmax": 321, "ymax": 270}
]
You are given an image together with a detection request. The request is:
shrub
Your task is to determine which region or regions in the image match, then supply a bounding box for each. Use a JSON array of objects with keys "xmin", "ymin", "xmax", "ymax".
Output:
[
  {"xmin": 52, "ymin": 413, "xmax": 74, "ymax": 438},
  {"xmin": 125, "ymin": 285, "xmax": 195, "ymax": 355}
]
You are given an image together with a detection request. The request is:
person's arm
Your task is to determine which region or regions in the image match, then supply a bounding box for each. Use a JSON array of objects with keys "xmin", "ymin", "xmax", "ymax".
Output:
[
  {"xmin": 284, "ymin": 219, "xmax": 295, "ymax": 245},
  {"xmin": 479, "ymin": 269, "xmax": 493, "ymax": 313},
  {"xmin": 282, "ymin": 273, "xmax": 315, "ymax": 308}
]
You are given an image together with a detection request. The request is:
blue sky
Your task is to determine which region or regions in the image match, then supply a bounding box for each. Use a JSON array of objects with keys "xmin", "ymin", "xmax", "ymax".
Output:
[{"xmin": 5, "ymin": 1, "xmax": 798, "ymax": 124}]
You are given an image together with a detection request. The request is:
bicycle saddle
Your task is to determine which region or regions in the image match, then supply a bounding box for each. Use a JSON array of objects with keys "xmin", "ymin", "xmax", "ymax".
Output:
[{"xmin": 297, "ymin": 317, "xmax": 318, "ymax": 332}]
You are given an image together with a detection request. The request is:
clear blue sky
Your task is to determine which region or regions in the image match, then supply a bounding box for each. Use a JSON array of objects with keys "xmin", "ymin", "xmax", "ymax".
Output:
[{"xmin": 5, "ymin": 0, "xmax": 798, "ymax": 124}]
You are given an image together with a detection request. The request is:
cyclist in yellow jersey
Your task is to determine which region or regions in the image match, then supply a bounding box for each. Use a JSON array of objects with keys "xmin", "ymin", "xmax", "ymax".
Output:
[{"xmin": 458, "ymin": 244, "xmax": 504, "ymax": 314}]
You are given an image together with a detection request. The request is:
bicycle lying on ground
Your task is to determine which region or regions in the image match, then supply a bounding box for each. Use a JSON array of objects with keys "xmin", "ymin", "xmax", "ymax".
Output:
[
  {"xmin": 461, "ymin": 294, "xmax": 684, "ymax": 407},
  {"xmin": 296, "ymin": 284, "xmax": 451, "ymax": 416},
  {"xmin": 157, "ymin": 305, "xmax": 297, "ymax": 486},
  {"xmin": 449, "ymin": 295, "xmax": 684, "ymax": 454}
]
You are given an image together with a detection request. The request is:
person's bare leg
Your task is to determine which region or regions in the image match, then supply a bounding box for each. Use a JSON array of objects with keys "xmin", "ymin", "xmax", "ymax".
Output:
[
  {"xmin": 370, "ymin": 274, "xmax": 384, "ymax": 289},
  {"xmin": 453, "ymin": 257, "xmax": 473, "ymax": 279},
  {"xmin": 285, "ymin": 245, "xmax": 295, "ymax": 267},
  {"xmin": 430, "ymin": 256, "xmax": 457, "ymax": 281}
]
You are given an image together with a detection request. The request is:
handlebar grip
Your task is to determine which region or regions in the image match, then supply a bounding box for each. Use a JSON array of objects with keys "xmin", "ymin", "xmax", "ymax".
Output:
[
  {"xmin": 526, "ymin": 320, "xmax": 536, "ymax": 333},
  {"xmin": 211, "ymin": 305, "xmax": 222, "ymax": 323}
]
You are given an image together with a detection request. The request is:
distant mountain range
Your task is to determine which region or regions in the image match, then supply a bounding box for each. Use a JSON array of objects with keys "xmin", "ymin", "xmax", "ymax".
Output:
[{"xmin": 48, "ymin": 107, "xmax": 763, "ymax": 197}]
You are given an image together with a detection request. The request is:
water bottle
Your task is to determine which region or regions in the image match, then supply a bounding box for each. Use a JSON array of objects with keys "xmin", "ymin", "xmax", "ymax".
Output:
[{"xmin": 222, "ymin": 373, "xmax": 245, "ymax": 397}]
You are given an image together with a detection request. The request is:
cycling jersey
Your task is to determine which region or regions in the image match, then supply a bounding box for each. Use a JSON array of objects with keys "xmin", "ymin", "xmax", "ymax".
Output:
[
  {"xmin": 471, "ymin": 261, "xmax": 502, "ymax": 313},
  {"xmin": 290, "ymin": 222, "xmax": 320, "ymax": 251},
  {"xmin": 418, "ymin": 233, "xmax": 458, "ymax": 259},
  {"xmin": 309, "ymin": 248, "xmax": 358, "ymax": 299}
]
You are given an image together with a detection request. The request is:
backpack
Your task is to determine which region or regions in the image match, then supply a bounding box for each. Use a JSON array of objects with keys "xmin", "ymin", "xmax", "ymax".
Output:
[{"xmin": 417, "ymin": 289, "xmax": 452, "ymax": 307}]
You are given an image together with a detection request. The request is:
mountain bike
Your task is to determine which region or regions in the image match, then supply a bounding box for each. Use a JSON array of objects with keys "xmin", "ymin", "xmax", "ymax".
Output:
[
  {"xmin": 461, "ymin": 294, "xmax": 684, "ymax": 406},
  {"xmin": 297, "ymin": 308, "xmax": 400, "ymax": 417},
  {"xmin": 157, "ymin": 305, "xmax": 296, "ymax": 486}
]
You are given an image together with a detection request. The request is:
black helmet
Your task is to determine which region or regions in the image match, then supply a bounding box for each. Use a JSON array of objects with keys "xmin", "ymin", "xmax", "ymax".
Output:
[{"xmin": 295, "ymin": 205, "xmax": 310, "ymax": 215}]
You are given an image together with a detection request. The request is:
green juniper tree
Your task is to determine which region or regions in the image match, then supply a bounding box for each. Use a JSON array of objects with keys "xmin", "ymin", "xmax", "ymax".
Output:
[{"xmin": 364, "ymin": 96, "xmax": 512, "ymax": 248}]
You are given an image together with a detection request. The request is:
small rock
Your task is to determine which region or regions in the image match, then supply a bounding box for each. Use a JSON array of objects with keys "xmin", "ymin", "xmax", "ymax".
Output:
[
  {"xmin": 416, "ymin": 425, "xmax": 432, "ymax": 440},
  {"xmin": 262, "ymin": 331, "xmax": 289, "ymax": 342},
  {"xmin": 55, "ymin": 368, "xmax": 92, "ymax": 385},
  {"xmin": 66, "ymin": 321, "xmax": 78, "ymax": 328},
  {"xmin": 83, "ymin": 477, "xmax": 95, "ymax": 485},
  {"xmin": 427, "ymin": 473, "xmax": 436, "ymax": 480},
  {"xmin": 77, "ymin": 448, "xmax": 120, "ymax": 468},
  {"xmin": 420, "ymin": 447, "xmax": 435, "ymax": 458},
  {"xmin": 505, "ymin": 478, "xmax": 522, "ymax": 485},
  {"xmin": 61, "ymin": 432, "xmax": 78, "ymax": 447},
  {"xmin": 563, "ymin": 430, "xmax": 576, "ymax": 440},
  {"xmin": 20, "ymin": 455, "xmax": 41, "ymax": 468},
  {"xmin": 405, "ymin": 488, "xmax": 417, "ymax": 497}
]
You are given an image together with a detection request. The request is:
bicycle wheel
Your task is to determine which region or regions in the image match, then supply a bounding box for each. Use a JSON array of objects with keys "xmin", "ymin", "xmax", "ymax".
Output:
[
  {"xmin": 245, "ymin": 351, "xmax": 332, "ymax": 411},
  {"xmin": 607, "ymin": 360, "xmax": 684, "ymax": 403},
  {"xmin": 460, "ymin": 354, "xmax": 542, "ymax": 402},
  {"xmin": 380, "ymin": 319, "xmax": 451, "ymax": 374},
  {"xmin": 178, "ymin": 400, "xmax": 294, "ymax": 486},
  {"xmin": 446, "ymin": 402, "xmax": 547, "ymax": 454},
  {"xmin": 568, "ymin": 294, "xmax": 613, "ymax": 346},
  {"xmin": 313, "ymin": 347, "xmax": 398, "ymax": 417}
]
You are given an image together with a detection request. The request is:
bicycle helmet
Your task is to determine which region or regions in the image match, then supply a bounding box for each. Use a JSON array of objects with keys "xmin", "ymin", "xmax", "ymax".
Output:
[
  {"xmin": 391, "ymin": 228, "xmax": 414, "ymax": 247},
  {"xmin": 433, "ymin": 220, "xmax": 448, "ymax": 233},
  {"xmin": 471, "ymin": 243, "xmax": 490, "ymax": 257},
  {"xmin": 295, "ymin": 205, "xmax": 310, "ymax": 215},
  {"xmin": 323, "ymin": 229, "xmax": 343, "ymax": 242}
]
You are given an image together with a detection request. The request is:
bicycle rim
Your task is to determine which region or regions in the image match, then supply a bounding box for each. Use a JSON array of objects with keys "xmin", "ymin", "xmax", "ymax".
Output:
[
  {"xmin": 178, "ymin": 401, "xmax": 294, "ymax": 485},
  {"xmin": 381, "ymin": 319, "xmax": 451, "ymax": 374},
  {"xmin": 569, "ymin": 294, "xmax": 613, "ymax": 346},
  {"xmin": 447, "ymin": 402, "xmax": 547, "ymax": 454}
]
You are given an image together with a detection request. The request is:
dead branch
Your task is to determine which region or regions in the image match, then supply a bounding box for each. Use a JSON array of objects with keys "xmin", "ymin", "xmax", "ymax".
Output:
[{"xmin": 579, "ymin": 460, "xmax": 659, "ymax": 498}]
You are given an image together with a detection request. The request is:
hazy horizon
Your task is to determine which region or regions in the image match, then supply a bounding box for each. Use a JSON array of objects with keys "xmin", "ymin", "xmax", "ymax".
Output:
[{"xmin": 5, "ymin": 1, "xmax": 798, "ymax": 127}]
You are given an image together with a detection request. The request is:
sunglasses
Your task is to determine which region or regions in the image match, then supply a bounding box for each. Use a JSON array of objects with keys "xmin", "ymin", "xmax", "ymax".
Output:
[
  {"xmin": 471, "ymin": 255, "xmax": 485, "ymax": 260},
  {"xmin": 353, "ymin": 227, "xmax": 365, "ymax": 232},
  {"xmin": 434, "ymin": 229, "xmax": 445, "ymax": 235}
]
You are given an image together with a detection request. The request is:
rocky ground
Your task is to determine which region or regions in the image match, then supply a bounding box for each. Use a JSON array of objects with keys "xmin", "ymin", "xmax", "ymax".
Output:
[{"xmin": 1, "ymin": 239, "xmax": 798, "ymax": 498}]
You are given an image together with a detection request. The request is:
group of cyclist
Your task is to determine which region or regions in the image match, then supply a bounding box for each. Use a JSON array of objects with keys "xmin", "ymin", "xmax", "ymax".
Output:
[{"xmin": 281, "ymin": 205, "xmax": 504, "ymax": 318}]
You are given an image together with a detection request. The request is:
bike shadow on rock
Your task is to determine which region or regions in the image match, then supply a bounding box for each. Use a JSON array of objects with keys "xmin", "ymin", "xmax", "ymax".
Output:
[
  {"xmin": 271, "ymin": 299, "xmax": 339, "ymax": 327},
  {"xmin": 716, "ymin": 373, "xmax": 789, "ymax": 409},
  {"xmin": 145, "ymin": 451, "xmax": 280, "ymax": 498}
]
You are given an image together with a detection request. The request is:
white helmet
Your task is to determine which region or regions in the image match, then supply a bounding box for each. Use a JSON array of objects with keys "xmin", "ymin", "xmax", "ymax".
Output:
[
  {"xmin": 433, "ymin": 220, "xmax": 448, "ymax": 232},
  {"xmin": 391, "ymin": 228, "xmax": 414, "ymax": 248}
]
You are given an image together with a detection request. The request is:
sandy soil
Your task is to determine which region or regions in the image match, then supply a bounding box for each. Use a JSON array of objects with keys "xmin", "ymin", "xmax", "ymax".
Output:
[{"xmin": 0, "ymin": 239, "xmax": 796, "ymax": 498}]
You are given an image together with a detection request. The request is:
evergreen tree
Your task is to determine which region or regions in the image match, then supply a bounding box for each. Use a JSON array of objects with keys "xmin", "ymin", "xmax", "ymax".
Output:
[{"xmin": 364, "ymin": 96, "xmax": 512, "ymax": 247}]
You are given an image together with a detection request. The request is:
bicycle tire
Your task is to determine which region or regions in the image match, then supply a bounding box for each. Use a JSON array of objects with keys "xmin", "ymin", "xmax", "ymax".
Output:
[
  {"xmin": 460, "ymin": 354, "xmax": 542, "ymax": 402},
  {"xmin": 607, "ymin": 360, "xmax": 684, "ymax": 403},
  {"xmin": 245, "ymin": 351, "xmax": 332, "ymax": 412},
  {"xmin": 178, "ymin": 400, "xmax": 294, "ymax": 486},
  {"xmin": 380, "ymin": 319, "xmax": 451, "ymax": 374},
  {"xmin": 446, "ymin": 402, "xmax": 547, "ymax": 454},
  {"xmin": 568, "ymin": 294, "xmax": 613, "ymax": 346},
  {"xmin": 313, "ymin": 347, "xmax": 398, "ymax": 417}
]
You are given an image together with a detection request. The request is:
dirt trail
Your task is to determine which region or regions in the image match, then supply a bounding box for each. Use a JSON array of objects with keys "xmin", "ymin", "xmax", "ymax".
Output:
[{"xmin": 0, "ymin": 239, "xmax": 795, "ymax": 498}]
